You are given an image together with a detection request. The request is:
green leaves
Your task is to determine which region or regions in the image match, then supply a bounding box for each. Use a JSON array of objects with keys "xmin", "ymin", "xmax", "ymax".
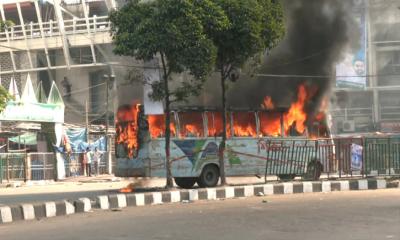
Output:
[
  {"xmin": 0, "ymin": 20, "xmax": 14, "ymax": 32},
  {"xmin": 109, "ymin": 0, "xmax": 285, "ymax": 102},
  {"xmin": 211, "ymin": 0, "xmax": 285, "ymax": 71},
  {"xmin": 110, "ymin": 0, "xmax": 228, "ymax": 102},
  {"xmin": 0, "ymin": 85, "xmax": 13, "ymax": 113}
]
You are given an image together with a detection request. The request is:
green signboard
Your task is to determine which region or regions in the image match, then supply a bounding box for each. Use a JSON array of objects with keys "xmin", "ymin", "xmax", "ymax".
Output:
[{"xmin": 0, "ymin": 101, "xmax": 64, "ymax": 123}]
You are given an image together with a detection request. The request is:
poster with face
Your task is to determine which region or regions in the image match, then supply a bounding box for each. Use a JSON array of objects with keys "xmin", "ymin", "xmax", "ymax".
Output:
[{"xmin": 336, "ymin": 0, "xmax": 366, "ymax": 88}]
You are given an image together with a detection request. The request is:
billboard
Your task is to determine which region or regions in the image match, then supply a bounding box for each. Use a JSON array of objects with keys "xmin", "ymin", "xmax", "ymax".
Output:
[{"xmin": 336, "ymin": 0, "xmax": 367, "ymax": 88}]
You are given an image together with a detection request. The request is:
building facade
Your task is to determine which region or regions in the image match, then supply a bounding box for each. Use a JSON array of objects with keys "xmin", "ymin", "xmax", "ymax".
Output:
[
  {"xmin": 1, "ymin": 0, "xmax": 400, "ymax": 136},
  {"xmin": 331, "ymin": 0, "xmax": 400, "ymax": 135},
  {"xmin": 0, "ymin": 0, "xmax": 134, "ymax": 128}
]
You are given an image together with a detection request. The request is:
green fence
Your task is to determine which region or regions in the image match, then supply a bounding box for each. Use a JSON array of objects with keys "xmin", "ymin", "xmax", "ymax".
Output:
[
  {"xmin": 0, "ymin": 153, "xmax": 26, "ymax": 183},
  {"xmin": 363, "ymin": 137, "xmax": 400, "ymax": 175}
]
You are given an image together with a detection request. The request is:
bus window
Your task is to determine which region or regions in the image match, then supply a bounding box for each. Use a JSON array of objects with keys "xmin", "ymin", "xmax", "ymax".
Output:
[
  {"xmin": 232, "ymin": 112, "xmax": 257, "ymax": 137},
  {"xmin": 178, "ymin": 112, "xmax": 204, "ymax": 138},
  {"xmin": 259, "ymin": 112, "xmax": 283, "ymax": 137},
  {"xmin": 148, "ymin": 113, "xmax": 177, "ymax": 139},
  {"xmin": 206, "ymin": 112, "xmax": 231, "ymax": 137},
  {"xmin": 115, "ymin": 104, "xmax": 140, "ymax": 158}
]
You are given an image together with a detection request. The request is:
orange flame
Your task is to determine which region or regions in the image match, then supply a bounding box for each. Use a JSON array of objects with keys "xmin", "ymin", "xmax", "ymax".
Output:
[
  {"xmin": 115, "ymin": 104, "xmax": 140, "ymax": 158},
  {"xmin": 259, "ymin": 112, "xmax": 282, "ymax": 136},
  {"xmin": 232, "ymin": 112, "xmax": 257, "ymax": 137},
  {"xmin": 148, "ymin": 115, "xmax": 176, "ymax": 138},
  {"xmin": 260, "ymin": 84, "xmax": 309, "ymax": 136},
  {"xmin": 283, "ymin": 84, "xmax": 308, "ymax": 134},
  {"xmin": 139, "ymin": 84, "xmax": 326, "ymax": 139}
]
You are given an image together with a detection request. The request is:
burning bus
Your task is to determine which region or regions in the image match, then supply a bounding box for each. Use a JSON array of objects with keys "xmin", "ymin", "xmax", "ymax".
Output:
[{"xmin": 115, "ymin": 84, "xmax": 333, "ymax": 188}]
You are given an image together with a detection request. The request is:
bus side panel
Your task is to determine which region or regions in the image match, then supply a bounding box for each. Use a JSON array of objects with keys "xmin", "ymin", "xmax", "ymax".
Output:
[
  {"xmin": 224, "ymin": 138, "xmax": 265, "ymax": 176},
  {"xmin": 169, "ymin": 139, "xmax": 220, "ymax": 177},
  {"xmin": 115, "ymin": 143, "xmax": 149, "ymax": 177},
  {"xmin": 224, "ymin": 138, "xmax": 313, "ymax": 176}
]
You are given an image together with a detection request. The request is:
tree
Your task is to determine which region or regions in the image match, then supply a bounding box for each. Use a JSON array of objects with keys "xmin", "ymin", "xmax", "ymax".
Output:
[
  {"xmin": 210, "ymin": 0, "xmax": 285, "ymax": 185},
  {"xmin": 110, "ymin": 0, "xmax": 228, "ymax": 188},
  {"xmin": 0, "ymin": 86, "xmax": 12, "ymax": 113},
  {"xmin": 0, "ymin": 20, "xmax": 13, "ymax": 32}
]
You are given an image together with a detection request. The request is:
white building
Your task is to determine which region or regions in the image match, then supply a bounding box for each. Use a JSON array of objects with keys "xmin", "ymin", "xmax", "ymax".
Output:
[{"xmin": 0, "ymin": 0, "xmax": 132, "ymax": 128}]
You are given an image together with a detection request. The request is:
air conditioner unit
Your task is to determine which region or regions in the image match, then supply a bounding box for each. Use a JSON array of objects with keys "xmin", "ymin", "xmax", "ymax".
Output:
[{"xmin": 342, "ymin": 120, "xmax": 355, "ymax": 132}]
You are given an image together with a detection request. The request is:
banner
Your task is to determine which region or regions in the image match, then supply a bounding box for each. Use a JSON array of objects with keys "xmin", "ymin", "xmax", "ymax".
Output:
[
  {"xmin": 336, "ymin": 0, "xmax": 367, "ymax": 88},
  {"xmin": 0, "ymin": 101, "xmax": 64, "ymax": 123},
  {"xmin": 351, "ymin": 143, "xmax": 363, "ymax": 171},
  {"xmin": 9, "ymin": 133, "xmax": 37, "ymax": 145},
  {"xmin": 65, "ymin": 128, "xmax": 107, "ymax": 153}
]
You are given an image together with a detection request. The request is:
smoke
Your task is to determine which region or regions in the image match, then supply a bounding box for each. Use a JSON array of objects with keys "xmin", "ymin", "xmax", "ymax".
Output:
[{"xmin": 225, "ymin": 0, "xmax": 359, "ymax": 117}]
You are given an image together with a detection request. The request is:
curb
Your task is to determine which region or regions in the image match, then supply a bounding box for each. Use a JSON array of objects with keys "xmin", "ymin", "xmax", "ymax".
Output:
[{"xmin": 1, "ymin": 179, "xmax": 399, "ymax": 224}]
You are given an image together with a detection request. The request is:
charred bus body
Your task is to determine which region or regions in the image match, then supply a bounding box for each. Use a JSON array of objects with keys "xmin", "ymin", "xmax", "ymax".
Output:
[{"xmin": 115, "ymin": 105, "xmax": 332, "ymax": 188}]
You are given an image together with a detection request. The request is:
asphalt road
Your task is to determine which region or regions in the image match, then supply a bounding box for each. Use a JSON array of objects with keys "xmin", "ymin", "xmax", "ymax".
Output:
[{"xmin": 1, "ymin": 189, "xmax": 399, "ymax": 240}]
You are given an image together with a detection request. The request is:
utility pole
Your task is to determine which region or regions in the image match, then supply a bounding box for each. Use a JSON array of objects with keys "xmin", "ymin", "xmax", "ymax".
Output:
[
  {"xmin": 104, "ymin": 74, "xmax": 115, "ymax": 174},
  {"xmin": 85, "ymin": 99, "xmax": 89, "ymax": 143},
  {"xmin": 106, "ymin": 76, "xmax": 109, "ymax": 148}
]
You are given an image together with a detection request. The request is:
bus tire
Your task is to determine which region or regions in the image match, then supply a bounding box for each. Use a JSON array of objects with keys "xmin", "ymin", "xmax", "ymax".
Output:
[
  {"xmin": 278, "ymin": 174, "xmax": 296, "ymax": 181},
  {"xmin": 197, "ymin": 164, "xmax": 220, "ymax": 188},
  {"xmin": 174, "ymin": 177, "xmax": 197, "ymax": 189},
  {"xmin": 304, "ymin": 160, "xmax": 323, "ymax": 181}
]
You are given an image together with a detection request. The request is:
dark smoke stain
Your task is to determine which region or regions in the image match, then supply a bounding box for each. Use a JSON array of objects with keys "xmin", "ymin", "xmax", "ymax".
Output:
[{"xmin": 226, "ymin": 0, "xmax": 358, "ymax": 119}]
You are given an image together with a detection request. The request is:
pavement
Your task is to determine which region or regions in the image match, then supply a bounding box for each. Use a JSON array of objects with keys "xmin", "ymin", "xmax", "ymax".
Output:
[{"xmin": 0, "ymin": 189, "xmax": 399, "ymax": 240}]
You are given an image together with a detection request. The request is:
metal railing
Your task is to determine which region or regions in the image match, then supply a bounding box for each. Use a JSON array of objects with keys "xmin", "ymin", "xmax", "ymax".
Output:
[
  {"xmin": 263, "ymin": 137, "xmax": 400, "ymax": 181},
  {"xmin": 29, "ymin": 153, "xmax": 55, "ymax": 181},
  {"xmin": 0, "ymin": 152, "xmax": 26, "ymax": 183},
  {"xmin": 64, "ymin": 152, "xmax": 110, "ymax": 177},
  {"xmin": 0, "ymin": 16, "xmax": 110, "ymax": 43}
]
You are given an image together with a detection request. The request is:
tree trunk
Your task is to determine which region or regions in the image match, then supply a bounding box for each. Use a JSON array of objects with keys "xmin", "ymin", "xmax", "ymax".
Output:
[
  {"xmin": 219, "ymin": 73, "xmax": 227, "ymax": 185},
  {"xmin": 161, "ymin": 54, "xmax": 174, "ymax": 188}
]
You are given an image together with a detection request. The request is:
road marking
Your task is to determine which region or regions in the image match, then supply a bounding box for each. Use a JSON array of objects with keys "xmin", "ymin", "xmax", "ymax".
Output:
[
  {"xmin": 45, "ymin": 202, "xmax": 56, "ymax": 217},
  {"xmin": 283, "ymin": 183, "xmax": 294, "ymax": 194},
  {"xmin": 170, "ymin": 191, "xmax": 181, "ymax": 203},
  {"xmin": 135, "ymin": 194, "xmax": 145, "ymax": 206},
  {"xmin": 225, "ymin": 187, "xmax": 235, "ymax": 198},
  {"xmin": 22, "ymin": 204, "xmax": 35, "ymax": 220},
  {"xmin": 322, "ymin": 182, "xmax": 331, "ymax": 193},
  {"xmin": 303, "ymin": 182, "xmax": 313, "ymax": 193},
  {"xmin": 244, "ymin": 185, "xmax": 254, "ymax": 197},
  {"xmin": 263, "ymin": 184, "xmax": 274, "ymax": 195},
  {"xmin": 189, "ymin": 189, "xmax": 198, "ymax": 201},
  {"xmin": 117, "ymin": 194, "xmax": 127, "ymax": 208},
  {"xmin": 207, "ymin": 188, "xmax": 217, "ymax": 200}
]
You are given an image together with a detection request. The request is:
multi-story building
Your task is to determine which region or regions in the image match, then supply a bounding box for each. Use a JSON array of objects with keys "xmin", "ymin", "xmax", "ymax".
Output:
[
  {"xmin": 1, "ymin": 0, "xmax": 400, "ymax": 136},
  {"xmin": 0, "ymin": 0, "xmax": 133, "ymax": 129},
  {"xmin": 331, "ymin": 0, "xmax": 400, "ymax": 135}
]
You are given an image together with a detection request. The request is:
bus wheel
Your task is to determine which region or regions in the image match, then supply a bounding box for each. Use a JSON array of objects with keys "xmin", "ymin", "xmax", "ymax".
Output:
[
  {"xmin": 304, "ymin": 160, "xmax": 323, "ymax": 181},
  {"xmin": 278, "ymin": 174, "xmax": 296, "ymax": 181},
  {"xmin": 174, "ymin": 178, "xmax": 197, "ymax": 189},
  {"xmin": 197, "ymin": 165, "xmax": 220, "ymax": 188}
]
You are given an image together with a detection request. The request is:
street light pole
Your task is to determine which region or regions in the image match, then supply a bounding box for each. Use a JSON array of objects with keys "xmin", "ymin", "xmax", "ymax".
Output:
[{"xmin": 104, "ymin": 74, "xmax": 115, "ymax": 174}]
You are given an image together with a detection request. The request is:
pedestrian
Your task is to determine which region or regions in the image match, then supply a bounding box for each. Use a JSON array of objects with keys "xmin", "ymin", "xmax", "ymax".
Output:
[
  {"xmin": 85, "ymin": 147, "xmax": 92, "ymax": 177},
  {"xmin": 93, "ymin": 147, "xmax": 102, "ymax": 176}
]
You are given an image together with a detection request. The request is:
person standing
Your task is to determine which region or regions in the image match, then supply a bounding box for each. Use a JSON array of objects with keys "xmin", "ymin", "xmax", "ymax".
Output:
[
  {"xmin": 85, "ymin": 147, "xmax": 92, "ymax": 177},
  {"xmin": 93, "ymin": 147, "xmax": 102, "ymax": 176}
]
